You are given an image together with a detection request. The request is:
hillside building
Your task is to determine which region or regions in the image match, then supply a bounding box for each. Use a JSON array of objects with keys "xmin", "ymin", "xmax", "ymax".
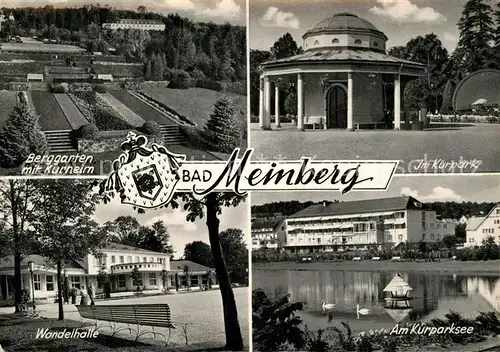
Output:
[
  {"xmin": 251, "ymin": 215, "xmax": 286, "ymax": 250},
  {"xmin": 465, "ymin": 204, "xmax": 500, "ymax": 246},
  {"xmin": 282, "ymin": 196, "xmax": 455, "ymax": 253},
  {"xmin": 102, "ymin": 19, "xmax": 165, "ymax": 31}
]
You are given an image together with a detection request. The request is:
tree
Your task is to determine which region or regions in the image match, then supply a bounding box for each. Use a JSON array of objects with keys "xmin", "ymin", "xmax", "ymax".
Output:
[
  {"xmin": 0, "ymin": 94, "xmax": 48, "ymax": 168},
  {"xmin": 418, "ymin": 240, "xmax": 428, "ymax": 254},
  {"xmin": 150, "ymin": 221, "xmax": 173, "ymax": 253},
  {"xmin": 442, "ymin": 235, "xmax": 459, "ymax": 249},
  {"xmin": 271, "ymin": 33, "xmax": 302, "ymax": 59},
  {"xmin": 284, "ymin": 91, "xmax": 297, "ymax": 116},
  {"xmin": 102, "ymin": 216, "xmax": 141, "ymax": 244},
  {"xmin": 144, "ymin": 59, "xmax": 152, "ymax": 81},
  {"xmin": 137, "ymin": 6, "xmax": 146, "ymax": 14},
  {"xmin": 440, "ymin": 80, "xmax": 456, "ymax": 114},
  {"xmin": 203, "ymin": 96, "xmax": 242, "ymax": 153},
  {"xmin": 495, "ymin": 2, "xmax": 500, "ymax": 47},
  {"xmin": 131, "ymin": 266, "xmax": 142, "ymax": 289},
  {"xmin": 30, "ymin": 180, "xmax": 106, "ymax": 320},
  {"xmin": 455, "ymin": 223, "xmax": 467, "ymax": 242},
  {"xmin": 456, "ymin": 0, "xmax": 496, "ymax": 73},
  {"xmin": 219, "ymin": 228, "xmax": 248, "ymax": 284},
  {"xmin": 250, "ymin": 50, "xmax": 273, "ymax": 116},
  {"xmin": 184, "ymin": 241, "xmax": 213, "ymax": 267},
  {"xmin": 0, "ymin": 180, "xmax": 38, "ymax": 312}
]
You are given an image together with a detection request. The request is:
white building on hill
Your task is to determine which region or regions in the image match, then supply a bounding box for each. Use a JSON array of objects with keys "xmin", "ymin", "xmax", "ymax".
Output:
[
  {"xmin": 102, "ymin": 19, "xmax": 165, "ymax": 31},
  {"xmin": 466, "ymin": 204, "xmax": 500, "ymax": 246},
  {"xmin": 282, "ymin": 196, "xmax": 455, "ymax": 253}
]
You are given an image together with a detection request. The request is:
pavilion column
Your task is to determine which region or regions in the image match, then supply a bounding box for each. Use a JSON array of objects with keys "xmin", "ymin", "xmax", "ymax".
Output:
[
  {"xmin": 297, "ymin": 73, "xmax": 304, "ymax": 130},
  {"xmin": 347, "ymin": 72, "xmax": 354, "ymax": 130},
  {"xmin": 258, "ymin": 77, "xmax": 264, "ymax": 129},
  {"xmin": 275, "ymin": 84, "xmax": 281, "ymax": 128},
  {"xmin": 264, "ymin": 76, "xmax": 271, "ymax": 129},
  {"xmin": 394, "ymin": 74, "xmax": 401, "ymax": 130}
]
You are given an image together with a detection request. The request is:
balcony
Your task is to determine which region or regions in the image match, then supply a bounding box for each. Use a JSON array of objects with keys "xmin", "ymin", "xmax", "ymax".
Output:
[{"xmin": 111, "ymin": 262, "xmax": 164, "ymax": 274}]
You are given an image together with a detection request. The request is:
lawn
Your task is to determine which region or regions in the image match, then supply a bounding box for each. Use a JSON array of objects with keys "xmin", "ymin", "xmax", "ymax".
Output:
[
  {"xmin": 29, "ymin": 91, "xmax": 71, "ymax": 131},
  {"xmin": 110, "ymin": 90, "xmax": 176, "ymax": 125},
  {"xmin": 0, "ymin": 43, "xmax": 85, "ymax": 53},
  {"xmin": 141, "ymin": 87, "xmax": 247, "ymax": 131},
  {"xmin": 0, "ymin": 90, "xmax": 18, "ymax": 127}
]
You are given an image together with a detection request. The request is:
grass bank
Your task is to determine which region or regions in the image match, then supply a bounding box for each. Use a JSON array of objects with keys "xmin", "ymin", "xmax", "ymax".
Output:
[{"xmin": 253, "ymin": 259, "xmax": 500, "ymax": 275}]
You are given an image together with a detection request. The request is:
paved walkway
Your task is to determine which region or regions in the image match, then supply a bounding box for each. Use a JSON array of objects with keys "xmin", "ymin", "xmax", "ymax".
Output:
[
  {"xmin": 100, "ymin": 92, "xmax": 145, "ymax": 128},
  {"xmin": 53, "ymin": 94, "xmax": 88, "ymax": 129},
  {"xmin": 0, "ymin": 287, "xmax": 249, "ymax": 349},
  {"xmin": 250, "ymin": 122, "xmax": 500, "ymax": 173}
]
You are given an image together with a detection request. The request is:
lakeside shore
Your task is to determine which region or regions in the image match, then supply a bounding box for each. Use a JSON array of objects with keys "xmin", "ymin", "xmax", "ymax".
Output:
[{"xmin": 252, "ymin": 259, "xmax": 500, "ymax": 275}]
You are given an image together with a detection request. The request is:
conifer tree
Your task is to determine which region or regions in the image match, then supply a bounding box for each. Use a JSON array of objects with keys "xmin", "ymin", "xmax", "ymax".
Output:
[
  {"xmin": 203, "ymin": 96, "xmax": 241, "ymax": 153},
  {"xmin": 440, "ymin": 80, "xmax": 456, "ymax": 114},
  {"xmin": 144, "ymin": 59, "xmax": 152, "ymax": 80}
]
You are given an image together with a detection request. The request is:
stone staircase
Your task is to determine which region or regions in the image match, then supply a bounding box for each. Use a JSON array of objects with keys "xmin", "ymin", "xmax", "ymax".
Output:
[
  {"xmin": 160, "ymin": 125, "xmax": 187, "ymax": 145},
  {"xmin": 44, "ymin": 130, "xmax": 77, "ymax": 153}
]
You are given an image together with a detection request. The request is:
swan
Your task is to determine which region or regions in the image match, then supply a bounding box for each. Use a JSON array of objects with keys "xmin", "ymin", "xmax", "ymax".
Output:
[
  {"xmin": 321, "ymin": 300, "xmax": 335, "ymax": 312},
  {"xmin": 356, "ymin": 304, "xmax": 370, "ymax": 319}
]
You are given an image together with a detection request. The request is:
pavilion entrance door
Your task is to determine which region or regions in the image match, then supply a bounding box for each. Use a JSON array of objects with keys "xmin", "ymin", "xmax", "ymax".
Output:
[{"xmin": 326, "ymin": 85, "xmax": 348, "ymax": 129}]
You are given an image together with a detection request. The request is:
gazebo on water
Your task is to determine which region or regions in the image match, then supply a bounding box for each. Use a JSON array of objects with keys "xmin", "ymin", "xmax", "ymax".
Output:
[{"xmin": 258, "ymin": 13, "xmax": 426, "ymax": 131}]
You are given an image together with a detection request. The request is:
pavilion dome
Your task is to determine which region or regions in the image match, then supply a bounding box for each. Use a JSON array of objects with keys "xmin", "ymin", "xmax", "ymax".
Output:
[{"xmin": 303, "ymin": 13, "xmax": 388, "ymax": 52}]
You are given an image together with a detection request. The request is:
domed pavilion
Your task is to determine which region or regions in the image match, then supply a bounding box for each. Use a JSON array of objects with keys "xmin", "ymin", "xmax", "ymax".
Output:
[{"xmin": 258, "ymin": 13, "xmax": 426, "ymax": 130}]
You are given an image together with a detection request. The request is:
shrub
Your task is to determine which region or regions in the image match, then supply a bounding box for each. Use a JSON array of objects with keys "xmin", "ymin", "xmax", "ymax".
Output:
[
  {"xmin": 92, "ymin": 84, "xmax": 107, "ymax": 93},
  {"xmin": 202, "ymin": 96, "xmax": 242, "ymax": 153},
  {"xmin": 78, "ymin": 123, "xmax": 99, "ymax": 140},
  {"xmin": 169, "ymin": 77, "xmax": 194, "ymax": 89},
  {"xmin": 190, "ymin": 68, "xmax": 206, "ymax": 81},
  {"xmin": 141, "ymin": 120, "xmax": 162, "ymax": 136},
  {"xmin": 0, "ymin": 100, "xmax": 48, "ymax": 168},
  {"xmin": 196, "ymin": 79, "xmax": 224, "ymax": 91},
  {"xmin": 50, "ymin": 83, "xmax": 67, "ymax": 93}
]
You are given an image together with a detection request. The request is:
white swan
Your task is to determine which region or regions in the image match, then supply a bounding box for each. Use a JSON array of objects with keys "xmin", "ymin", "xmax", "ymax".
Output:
[
  {"xmin": 321, "ymin": 300, "xmax": 335, "ymax": 312},
  {"xmin": 356, "ymin": 304, "xmax": 370, "ymax": 319}
]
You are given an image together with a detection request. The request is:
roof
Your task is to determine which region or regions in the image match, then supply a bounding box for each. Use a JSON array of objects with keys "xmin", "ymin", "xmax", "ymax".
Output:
[
  {"xmin": 102, "ymin": 242, "xmax": 167, "ymax": 255},
  {"xmin": 306, "ymin": 13, "xmax": 380, "ymax": 35},
  {"xmin": 383, "ymin": 273, "xmax": 413, "ymax": 292},
  {"xmin": 466, "ymin": 204, "xmax": 500, "ymax": 231},
  {"xmin": 171, "ymin": 260, "xmax": 214, "ymax": 272},
  {"xmin": 252, "ymin": 217, "xmax": 285, "ymax": 230},
  {"xmin": 288, "ymin": 196, "xmax": 425, "ymax": 219},
  {"xmin": 118, "ymin": 19, "xmax": 163, "ymax": 25},
  {"xmin": 261, "ymin": 48, "xmax": 426, "ymax": 68},
  {"xmin": 0, "ymin": 255, "xmax": 84, "ymax": 270}
]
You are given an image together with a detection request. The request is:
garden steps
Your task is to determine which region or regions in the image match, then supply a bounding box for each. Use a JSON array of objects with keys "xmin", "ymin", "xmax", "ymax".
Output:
[
  {"xmin": 98, "ymin": 92, "xmax": 145, "ymax": 128},
  {"xmin": 160, "ymin": 125, "xmax": 187, "ymax": 145},
  {"xmin": 44, "ymin": 130, "xmax": 76, "ymax": 153},
  {"xmin": 127, "ymin": 90, "xmax": 183, "ymax": 126},
  {"xmin": 53, "ymin": 94, "xmax": 88, "ymax": 130}
]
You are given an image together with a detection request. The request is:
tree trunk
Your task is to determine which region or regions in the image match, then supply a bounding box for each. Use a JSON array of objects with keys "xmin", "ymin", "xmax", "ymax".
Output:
[
  {"xmin": 11, "ymin": 181, "xmax": 22, "ymax": 313},
  {"xmin": 13, "ymin": 253, "xmax": 21, "ymax": 312},
  {"xmin": 205, "ymin": 193, "xmax": 244, "ymax": 350},
  {"xmin": 57, "ymin": 261, "xmax": 64, "ymax": 320}
]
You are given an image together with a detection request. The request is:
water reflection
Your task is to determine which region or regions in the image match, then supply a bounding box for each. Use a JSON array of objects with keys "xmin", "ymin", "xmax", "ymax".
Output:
[{"xmin": 253, "ymin": 270, "xmax": 500, "ymax": 334}]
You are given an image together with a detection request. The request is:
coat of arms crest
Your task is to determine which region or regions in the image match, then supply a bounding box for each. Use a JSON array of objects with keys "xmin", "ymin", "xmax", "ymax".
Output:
[{"xmin": 103, "ymin": 132, "xmax": 186, "ymax": 208}]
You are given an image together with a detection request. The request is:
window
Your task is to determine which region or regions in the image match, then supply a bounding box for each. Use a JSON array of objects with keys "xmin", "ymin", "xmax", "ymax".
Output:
[
  {"xmin": 373, "ymin": 41, "xmax": 379, "ymax": 47},
  {"xmin": 157, "ymin": 258, "xmax": 161, "ymax": 263},
  {"xmin": 444, "ymin": 224, "xmax": 447, "ymax": 228},
  {"xmin": 119, "ymin": 256, "xmax": 124, "ymax": 264},
  {"xmin": 148, "ymin": 273, "xmax": 157, "ymax": 286},
  {"xmin": 46, "ymin": 275, "xmax": 54, "ymax": 291},
  {"xmin": 118, "ymin": 275, "xmax": 126, "ymax": 288},
  {"xmin": 150, "ymin": 257, "xmax": 154, "ymax": 262},
  {"xmin": 469, "ymin": 238, "xmax": 475, "ymax": 243},
  {"xmin": 431, "ymin": 234, "xmax": 435, "ymax": 240},
  {"xmin": 332, "ymin": 38, "xmax": 339, "ymax": 44},
  {"xmin": 354, "ymin": 39, "xmax": 362, "ymax": 45},
  {"xmin": 34, "ymin": 274, "xmax": 41, "ymax": 291},
  {"xmin": 398, "ymin": 234, "xmax": 403, "ymax": 240},
  {"xmin": 313, "ymin": 40, "xmax": 319, "ymax": 46},
  {"xmin": 97, "ymin": 255, "xmax": 107, "ymax": 267},
  {"xmin": 422, "ymin": 234, "xmax": 426, "ymax": 240},
  {"xmin": 71, "ymin": 276, "xmax": 81, "ymax": 289},
  {"xmin": 191, "ymin": 275, "xmax": 199, "ymax": 286},
  {"xmin": 127, "ymin": 256, "xmax": 132, "ymax": 263},
  {"xmin": 143, "ymin": 257, "xmax": 147, "ymax": 262},
  {"xmin": 111, "ymin": 256, "xmax": 116, "ymax": 264},
  {"xmin": 135, "ymin": 256, "xmax": 139, "ymax": 262},
  {"xmin": 496, "ymin": 209, "xmax": 500, "ymax": 214}
]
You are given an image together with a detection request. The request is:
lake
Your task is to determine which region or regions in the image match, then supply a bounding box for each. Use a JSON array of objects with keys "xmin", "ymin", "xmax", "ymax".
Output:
[{"xmin": 253, "ymin": 269, "xmax": 500, "ymax": 334}]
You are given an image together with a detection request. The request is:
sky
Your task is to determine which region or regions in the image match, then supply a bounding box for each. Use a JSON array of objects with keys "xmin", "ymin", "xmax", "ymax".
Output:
[
  {"xmin": 252, "ymin": 175, "xmax": 500, "ymax": 205},
  {"xmin": 0, "ymin": 0, "xmax": 246, "ymax": 25},
  {"xmin": 92, "ymin": 194, "xmax": 250, "ymax": 257},
  {"xmin": 249, "ymin": 0, "xmax": 469, "ymax": 53}
]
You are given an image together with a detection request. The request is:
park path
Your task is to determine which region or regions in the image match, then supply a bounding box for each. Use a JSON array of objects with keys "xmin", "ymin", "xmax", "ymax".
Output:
[
  {"xmin": 99, "ymin": 92, "xmax": 146, "ymax": 128},
  {"xmin": 53, "ymin": 94, "xmax": 88, "ymax": 130}
]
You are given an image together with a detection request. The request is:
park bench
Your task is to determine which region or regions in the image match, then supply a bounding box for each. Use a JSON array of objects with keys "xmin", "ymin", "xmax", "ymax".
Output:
[
  {"xmin": 76, "ymin": 303, "xmax": 184, "ymax": 345},
  {"xmin": 301, "ymin": 257, "xmax": 312, "ymax": 263},
  {"xmin": 391, "ymin": 256, "xmax": 401, "ymax": 261},
  {"xmin": 372, "ymin": 257, "xmax": 381, "ymax": 261},
  {"xmin": 355, "ymin": 122, "xmax": 387, "ymax": 130},
  {"xmin": 352, "ymin": 257, "xmax": 361, "ymax": 261},
  {"xmin": 304, "ymin": 116, "xmax": 325, "ymax": 130},
  {"xmin": 27, "ymin": 73, "xmax": 43, "ymax": 82},
  {"xmin": 97, "ymin": 74, "xmax": 113, "ymax": 82}
]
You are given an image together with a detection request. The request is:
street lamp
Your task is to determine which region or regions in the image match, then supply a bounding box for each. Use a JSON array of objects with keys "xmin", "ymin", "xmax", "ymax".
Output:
[{"xmin": 27, "ymin": 261, "xmax": 35, "ymax": 304}]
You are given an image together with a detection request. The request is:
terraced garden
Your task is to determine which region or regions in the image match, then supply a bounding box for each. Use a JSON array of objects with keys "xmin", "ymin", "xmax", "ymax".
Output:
[
  {"xmin": 29, "ymin": 91, "xmax": 71, "ymax": 130},
  {"xmin": 0, "ymin": 90, "xmax": 18, "ymax": 127},
  {"xmin": 110, "ymin": 90, "xmax": 176, "ymax": 125}
]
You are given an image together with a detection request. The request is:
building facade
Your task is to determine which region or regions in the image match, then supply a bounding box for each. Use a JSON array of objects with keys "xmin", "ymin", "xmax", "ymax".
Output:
[
  {"xmin": 103, "ymin": 19, "xmax": 165, "ymax": 31},
  {"xmin": 465, "ymin": 204, "xmax": 500, "ymax": 247},
  {"xmin": 251, "ymin": 215, "xmax": 286, "ymax": 250},
  {"xmin": 0, "ymin": 243, "xmax": 216, "ymax": 303},
  {"xmin": 258, "ymin": 13, "xmax": 426, "ymax": 131},
  {"xmin": 282, "ymin": 196, "xmax": 455, "ymax": 253}
]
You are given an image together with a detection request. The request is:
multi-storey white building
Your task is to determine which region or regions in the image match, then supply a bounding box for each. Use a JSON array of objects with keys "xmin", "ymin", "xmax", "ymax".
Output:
[
  {"xmin": 102, "ymin": 19, "xmax": 165, "ymax": 31},
  {"xmin": 283, "ymin": 196, "xmax": 455, "ymax": 253},
  {"xmin": 251, "ymin": 215, "xmax": 286, "ymax": 250},
  {"xmin": 466, "ymin": 204, "xmax": 500, "ymax": 246},
  {"xmin": 0, "ymin": 243, "xmax": 215, "ymax": 303}
]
